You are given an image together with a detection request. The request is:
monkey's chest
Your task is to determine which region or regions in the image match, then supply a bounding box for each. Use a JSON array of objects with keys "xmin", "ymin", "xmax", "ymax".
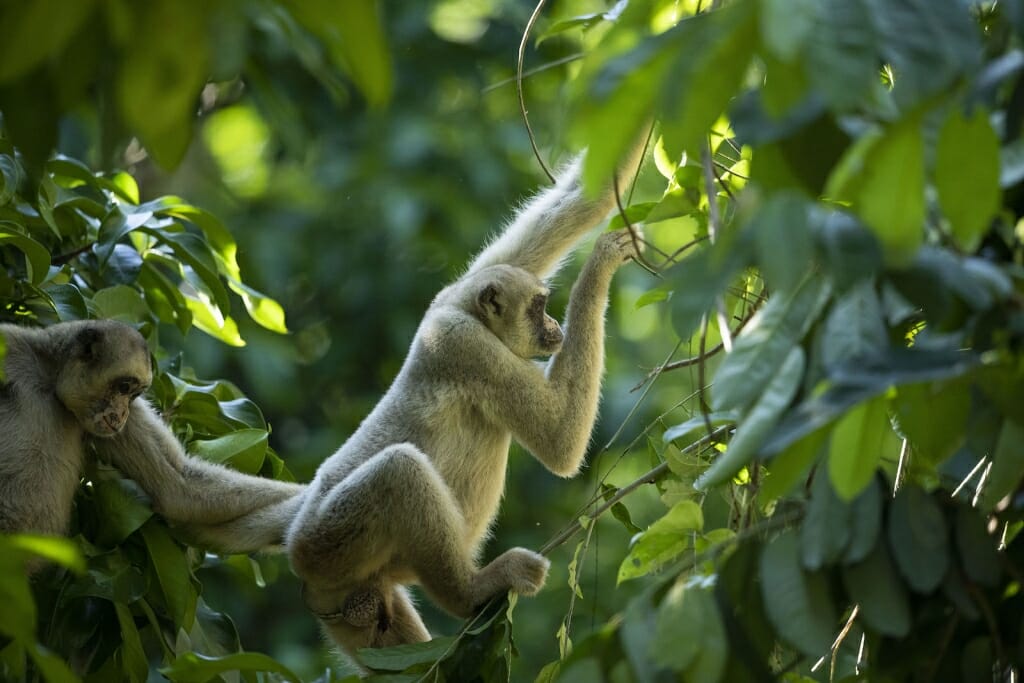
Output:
[{"xmin": 422, "ymin": 401, "xmax": 511, "ymax": 544}]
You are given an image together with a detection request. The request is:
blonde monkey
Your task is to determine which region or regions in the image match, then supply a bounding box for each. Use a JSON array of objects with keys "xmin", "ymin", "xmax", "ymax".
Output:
[{"xmin": 287, "ymin": 137, "xmax": 649, "ymax": 654}]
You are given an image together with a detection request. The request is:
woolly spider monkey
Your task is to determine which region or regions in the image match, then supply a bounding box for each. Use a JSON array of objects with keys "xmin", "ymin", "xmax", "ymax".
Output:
[
  {"xmin": 0, "ymin": 319, "xmax": 305, "ymax": 568},
  {"xmin": 286, "ymin": 136, "xmax": 649, "ymax": 657}
]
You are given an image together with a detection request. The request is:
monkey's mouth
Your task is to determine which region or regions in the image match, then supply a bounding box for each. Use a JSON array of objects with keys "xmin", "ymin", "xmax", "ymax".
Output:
[{"xmin": 89, "ymin": 412, "xmax": 127, "ymax": 437}]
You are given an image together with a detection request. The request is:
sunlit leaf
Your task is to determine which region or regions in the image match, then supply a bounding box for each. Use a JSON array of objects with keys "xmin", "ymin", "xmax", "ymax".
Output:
[
  {"xmin": 189, "ymin": 429, "xmax": 268, "ymax": 474},
  {"xmin": 935, "ymin": 108, "xmax": 1000, "ymax": 252},
  {"xmin": 160, "ymin": 651, "xmax": 301, "ymax": 683},
  {"xmin": 618, "ymin": 500, "xmax": 703, "ymax": 583},
  {"xmin": 980, "ymin": 418, "xmax": 1024, "ymax": 511},
  {"xmin": 828, "ymin": 394, "xmax": 889, "ymax": 501},
  {"xmin": 227, "ymin": 279, "xmax": 288, "ymax": 334}
]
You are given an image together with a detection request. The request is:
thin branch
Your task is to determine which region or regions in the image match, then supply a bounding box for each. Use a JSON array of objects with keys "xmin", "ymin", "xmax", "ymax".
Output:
[
  {"xmin": 613, "ymin": 172, "xmax": 661, "ymax": 274},
  {"xmin": 483, "ymin": 52, "xmax": 584, "ymax": 93},
  {"xmin": 517, "ymin": 0, "xmax": 555, "ymax": 183},
  {"xmin": 540, "ymin": 425, "xmax": 732, "ymax": 556},
  {"xmin": 52, "ymin": 243, "xmax": 95, "ymax": 265}
]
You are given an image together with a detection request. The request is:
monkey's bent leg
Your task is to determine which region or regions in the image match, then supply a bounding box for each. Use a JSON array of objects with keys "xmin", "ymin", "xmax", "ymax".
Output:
[{"xmin": 289, "ymin": 443, "xmax": 548, "ymax": 622}]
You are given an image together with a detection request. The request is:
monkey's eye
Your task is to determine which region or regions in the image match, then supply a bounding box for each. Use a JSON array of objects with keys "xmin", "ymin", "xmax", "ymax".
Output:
[{"xmin": 115, "ymin": 379, "xmax": 135, "ymax": 396}]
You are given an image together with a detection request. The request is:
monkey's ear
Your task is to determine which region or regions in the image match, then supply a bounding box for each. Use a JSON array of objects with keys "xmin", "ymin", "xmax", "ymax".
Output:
[
  {"xmin": 477, "ymin": 283, "xmax": 503, "ymax": 318},
  {"xmin": 75, "ymin": 326, "xmax": 103, "ymax": 362}
]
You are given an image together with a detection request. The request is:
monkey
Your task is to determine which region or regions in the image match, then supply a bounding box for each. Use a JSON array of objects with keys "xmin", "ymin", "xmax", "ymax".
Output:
[
  {"xmin": 285, "ymin": 140, "xmax": 648, "ymax": 657},
  {"xmin": 0, "ymin": 319, "xmax": 305, "ymax": 563}
]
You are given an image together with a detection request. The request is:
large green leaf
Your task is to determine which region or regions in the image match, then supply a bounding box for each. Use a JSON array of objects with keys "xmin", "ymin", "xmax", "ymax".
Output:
[
  {"xmin": 284, "ymin": 0, "xmax": 393, "ymax": 109},
  {"xmin": 140, "ymin": 521, "xmax": 197, "ymax": 628},
  {"xmin": 891, "ymin": 379, "xmax": 970, "ymax": 468},
  {"xmin": 356, "ymin": 636, "xmax": 457, "ymax": 672},
  {"xmin": 935, "ymin": 108, "xmax": 1000, "ymax": 252},
  {"xmin": 819, "ymin": 279, "xmax": 887, "ymax": 369},
  {"xmin": 658, "ymin": 2, "xmax": 757, "ymax": 159},
  {"xmin": 696, "ymin": 347, "xmax": 805, "ymax": 490},
  {"xmin": 887, "ymin": 487, "xmax": 949, "ymax": 593},
  {"xmin": 189, "ymin": 429, "xmax": 268, "ymax": 474},
  {"xmin": 618, "ymin": 500, "xmax": 703, "ymax": 583},
  {"xmin": 801, "ymin": 462, "xmax": 850, "ymax": 570},
  {"xmin": 825, "ymin": 118, "xmax": 925, "ymax": 265},
  {"xmin": 160, "ymin": 651, "xmax": 301, "ymax": 683},
  {"xmin": 955, "ymin": 506, "xmax": 1001, "ymax": 588},
  {"xmin": 713, "ymin": 275, "xmax": 828, "ymax": 412},
  {"xmin": 652, "ymin": 578, "xmax": 727, "ymax": 682},
  {"xmin": 804, "ymin": 0, "xmax": 879, "ymax": 111},
  {"xmin": 841, "ymin": 541, "xmax": 910, "ymax": 637},
  {"xmin": 828, "ymin": 394, "xmax": 889, "ymax": 501},
  {"xmin": 0, "ymin": 226, "xmax": 51, "ymax": 284},
  {"xmin": 759, "ymin": 529, "xmax": 837, "ymax": 658},
  {"xmin": 0, "ymin": 0, "xmax": 96, "ymax": 82},
  {"xmin": 980, "ymin": 418, "xmax": 1024, "ymax": 511}
]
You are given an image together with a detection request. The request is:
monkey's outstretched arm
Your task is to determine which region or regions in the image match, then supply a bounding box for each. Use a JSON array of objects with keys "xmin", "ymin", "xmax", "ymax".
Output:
[
  {"xmin": 465, "ymin": 132, "xmax": 648, "ymax": 281},
  {"xmin": 450, "ymin": 231, "xmax": 631, "ymax": 476},
  {"xmin": 92, "ymin": 399, "xmax": 304, "ymax": 552}
]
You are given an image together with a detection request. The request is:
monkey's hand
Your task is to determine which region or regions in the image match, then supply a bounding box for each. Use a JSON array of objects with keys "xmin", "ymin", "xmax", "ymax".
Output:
[{"xmin": 594, "ymin": 226, "xmax": 645, "ymax": 268}]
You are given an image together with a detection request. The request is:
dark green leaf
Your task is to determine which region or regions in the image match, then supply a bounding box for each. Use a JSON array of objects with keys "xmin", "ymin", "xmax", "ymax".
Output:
[
  {"xmin": 356, "ymin": 636, "xmax": 457, "ymax": 671},
  {"xmin": 653, "ymin": 578, "xmax": 727, "ymax": 681},
  {"xmin": 759, "ymin": 529, "xmax": 837, "ymax": 658},
  {"xmin": 713, "ymin": 275, "xmax": 828, "ymax": 412},
  {"xmin": 750, "ymin": 192, "xmax": 815, "ymax": 294},
  {"xmin": 980, "ymin": 418, "xmax": 1024, "ymax": 511},
  {"xmin": 955, "ymin": 506, "xmax": 1001, "ymax": 587},
  {"xmin": 843, "ymin": 478, "xmax": 883, "ymax": 564},
  {"xmin": 92, "ymin": 474, "xmax": 154, "ymax": 546},
  {"xmin": 801, "ymin": 462, "xmax": 850, "ymax": 570},
  {"xmin": 0, "ymin": 0, "xmax": 96, "ymax": 82},
  {"xmin": 696, "ymin": 347, "xmax": 805, "ymax": 490},
  {"xmin": 140, "ymin": 521, "xmax": 197, "ymax": 628},
  {"xmin": 804, "ymin": 0, "xmax": 879, "ymax": 111},
  {"xmin": 160, "ymin": 651, "xmax": 301, "ymax": 683},
  {"xmin": 887, "ymin": 487, "xmax": 949, "ymax": 593},
  {"xmin": 842, "ymin": 541, "xmax": 911, "ymax": 637},
  {"xmin": 820, "ymin": 279, "xmax": 887, "ymax": 369}
]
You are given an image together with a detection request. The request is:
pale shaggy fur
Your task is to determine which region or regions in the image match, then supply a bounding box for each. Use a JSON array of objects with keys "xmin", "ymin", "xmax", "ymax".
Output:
[
  {"xmin": 285, "ymin": 140, "xmax": 647, "ymax": 656},
  {"xmin": 0, "ymin": 319, "xmax": 304, "ymax": 559}
]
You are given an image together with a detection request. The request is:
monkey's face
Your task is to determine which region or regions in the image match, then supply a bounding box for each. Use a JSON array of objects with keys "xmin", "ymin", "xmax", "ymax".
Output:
[
  {"xmin": 475, "ymin": 267, "xmax": 563, "ymax": 358},
  {"xmin": 55, "ymin": 321, "xmax": 153, "ymax": 437}
]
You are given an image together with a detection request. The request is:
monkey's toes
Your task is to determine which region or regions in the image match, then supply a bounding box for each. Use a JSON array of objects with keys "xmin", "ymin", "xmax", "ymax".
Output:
[{"xmin": 504, "ymin": 548, "xmax": 550, "ymax": 596}]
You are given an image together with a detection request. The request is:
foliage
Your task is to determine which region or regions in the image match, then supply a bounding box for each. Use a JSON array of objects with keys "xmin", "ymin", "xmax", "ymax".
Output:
[{"xmin": 3, "ymin": 0, "xmax": 1024, "ymax": 681}]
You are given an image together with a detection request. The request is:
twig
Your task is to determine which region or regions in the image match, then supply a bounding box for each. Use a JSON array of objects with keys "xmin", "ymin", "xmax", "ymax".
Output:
[
  {"xmin": 517, "ymin": 0, "xmax": 555, "ymax": 183},
  {"xmin": 52, "ymin": 243, "xmax": 95, "ymax": 265},
  {"xmin": 612, "ymin": 173, "xmax": 660, "ymax": 274},
  {"xmin": 540, "ymin": 425, "xmax": 731, "ymax": 555},
  {"xmin": 483, "ymin": 53, "xmax": 584, "ymax": 93}
]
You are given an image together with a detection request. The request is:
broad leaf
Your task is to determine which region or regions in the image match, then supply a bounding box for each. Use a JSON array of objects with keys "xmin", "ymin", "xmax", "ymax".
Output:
[
  {"xmin": 887, "ymin": 487, "xmax": 949, "ymax": 593},
  {"xmin": 828, "ymin": 394, "xmax": 889, "ymax": 501},
  {"xmin": 935, "ymin": 108, "xmax": 1000, "ymax": 252},
  {"xmin": 842, "ymin": 541, "xmax": 910, "ymax": 637}
]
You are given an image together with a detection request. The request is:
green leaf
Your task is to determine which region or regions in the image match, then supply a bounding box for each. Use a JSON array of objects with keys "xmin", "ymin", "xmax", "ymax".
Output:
[
  {"xmin": 980, "ymin": 418, "xmax": 1024, "ymax": 511},
  {"xmin": 891, "ymin": 380, "xmax": 969, "ymax": 468},
  {"xmin": 801, "ymin": 462, "xmax": 850, "ymax": 570},
  {"xmin": 750, "ymin": 192, "xmax": 815, "ymax": 294},
  {"xmin": 285, "ymin": 0, "xmax": 393, "ymax": 109},
  {"xmin": 0, "ymin": 0, "xmax": 97, "ymax": 82},
  {"xmin": 935, "ymin": 108, "xmax": 1000, "ymax": 252},
  {"xmin": 827, "ymin": 395, "xmax": 889, "ymax": 501},
  {"xmin": 189, "ymin": 429, "xmax": 268, "ymax": 473},
  {"xmin": 113, "ymin": 603, "xmax": 148, "ymax": 683},
  {"xmin": 887, "ymin": 487, "xmax": 949, "ymax": 593},
  {"xmin": 183, "ymin": 294, "xmax": 245, "ymax": 348},
  {"xmin": 24, "ymin": 645, "xmax": 78, "ymax": 683},
  {"xmin": 825, "ymin": 118, "xmax": 925, "ymax": 265},
  {"xmin": 160, "ymin": 651, "xmax": 301, "ymax": 683},
  {"xmin": 0, "ymin": 555, "xmax": 37, "ymax": 640},
  {"xmin": 652, "ymin": 579, "xmax": 727, "ymax": 681},
  {"xmin": 5, "ymin": 535, "xmax": 85, "ymax": 573},
  {"xmin": 955, "ymin": 506, "xmax": 1001, "ymax": 588},
  {"xmin": 659, "ymin": 2, "xmax": 757, "ymax": 159},
  {"xmin": 713, "ymin": 275, "xmax": 829, "ymax": 412},
  {"xmin": 227, "ymin": 279, "xmax": 288, "ymax": 334},
  {"xmin": 843, "ymin": 478, "xmax": 883, "ymax": 564},
  {"xmin": 618, "ymin": 500, "xmax": 703, "ymax": 583},
  {"xmin": 116, "ymin": 0, "xmax": 208, "ymax": 168},
  {"xmin": 663, "ymin": 412, "xmax": 738, "ymax": 445},
  {"xmin": 93, "ymin": 285, "xmax": 149, "ymax": 323},
  {"xmin": 759, "ymin": 0, "xmax": 816, "ymax": 62},
  {"xmin": 92, "ymin": 475, "xmax": 154, "ymax": 546},
  {"xmin": 696, "ymin": 347, "xmax": 805, "ymax": 490},
  {"xmin": 0, "ymin": 154, "xmax": 23, "ymax": 205},
  {"xmin": 669, "ymin": 243, "xmax": 749, "ymax": 341},
  {"xmin": 804, "ymin": 0, "xmax": 879, "ymax": 111},
  {"xmin": 820, "ymin": 279, "xmax": 887, "ymax": 369},
  {"xmin": 0, "ymin": 227, "xmax": 51, "ymax": 284},
  {"xmin": 760, "ymin": 427, "xmax": 827, "ymax": 501},
  {"xmin": 841, "ymin": 541, "xmax": 910, "ymax": 637},
  {"xmin": 759, "ymin": 529, "xmax": 837, "ymax": 658},
  {"xmin": 140, "ymin": 521, "xmax": 197, "ymax": 628},
  {"xmin": 95, "ymin": 208, "xmax": 155, "ymax": 265},
  {"xmin": 356, "ymin": 636, "xmax": 457, "ymax": 671}
]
